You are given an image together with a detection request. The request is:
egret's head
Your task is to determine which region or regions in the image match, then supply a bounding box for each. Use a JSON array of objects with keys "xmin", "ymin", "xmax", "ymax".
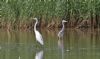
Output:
[
  {"xmin": 33, "ymin": 18, "xmax": 37, "ymax": 20},
  {"xmin": 33, "ymin": 18, "xmax": 38, "ymax": 22},
  {"xmin": 62, "ymin": 20, "xmax": 67, "ymax": 23}
]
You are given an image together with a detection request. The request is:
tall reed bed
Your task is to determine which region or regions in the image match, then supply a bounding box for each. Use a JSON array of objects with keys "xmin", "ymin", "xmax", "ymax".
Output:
[{"xmin": 0, "ymin": 0, "xmax": 100, "ymax": 29}]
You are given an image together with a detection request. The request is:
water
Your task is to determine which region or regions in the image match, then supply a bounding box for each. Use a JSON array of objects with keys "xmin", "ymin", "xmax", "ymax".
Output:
[{"xmin": 0, "ymin": 29, "xmax": 100, "ymax": 59}]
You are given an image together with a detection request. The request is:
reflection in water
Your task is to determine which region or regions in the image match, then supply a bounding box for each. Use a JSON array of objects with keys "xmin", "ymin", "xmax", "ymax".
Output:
[
  {"xmin": 58, "ymin": 39, "xmax": 64, "ymax": 59},
  {"xmin": 0, "ymin": 46, "xmax": 1, "ymax": 50},
  {"xmin": 0, "ymin": 29, "xmax": 100, "ymax": 59},
  {"xmin": 58, "ymin": 39, "xmax": 64, "ymax": 50},
  {"xmin": 35, "ymin": 50, "xmax": 43, "ymax": 59},
  {"xmin": 18, "ymin": 56, "xmax": 21, "ymax": 59}
]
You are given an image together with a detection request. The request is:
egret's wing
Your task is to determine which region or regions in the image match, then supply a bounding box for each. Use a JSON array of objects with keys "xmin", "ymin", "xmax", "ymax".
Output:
[
  {"xmin": 35, "ymin": 51, "xmax": 43, "ymax": 59},
  {"xmin": 35, "ymin": 30, "xmax": 44, "ymax": 45}
]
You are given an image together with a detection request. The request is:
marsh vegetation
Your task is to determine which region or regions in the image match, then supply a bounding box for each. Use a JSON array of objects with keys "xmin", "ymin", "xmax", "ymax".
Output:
[{"xmin": 0, "ymin": 0, "xmax": 100, "ymax": 30}]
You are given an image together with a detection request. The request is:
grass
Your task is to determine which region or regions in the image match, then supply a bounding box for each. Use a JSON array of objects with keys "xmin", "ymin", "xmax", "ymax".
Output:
[{"xmin": 0, "ymin": 0, "xmax": 100, "ymax": 29}]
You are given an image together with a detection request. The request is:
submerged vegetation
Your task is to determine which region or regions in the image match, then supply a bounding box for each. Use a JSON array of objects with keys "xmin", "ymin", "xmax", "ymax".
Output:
[{"xmin": 0, "ymin": 0, "xmax": 100, "ymax": 30}]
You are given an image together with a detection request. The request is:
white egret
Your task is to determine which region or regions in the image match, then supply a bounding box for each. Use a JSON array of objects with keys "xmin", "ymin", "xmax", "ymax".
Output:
[
  {"xmin": 58, "ymin": 20, "xmax": 67, "ymax": 39},
  {"xmin": 57, "ymin": 20, "xmax": 67, "ymax": 59},
  {"xmin": 35, "ymin": 50, "xmax": 43, "ymax": 59},
  {"xmin": 33, "ymin": 18, "xmax": 44, "ymax": 45}
]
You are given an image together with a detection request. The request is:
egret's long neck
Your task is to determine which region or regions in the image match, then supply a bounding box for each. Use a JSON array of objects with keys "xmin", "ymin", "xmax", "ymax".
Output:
[
  {"xmin": 34, "ymin": 20, "xmax": 38, "ymax": 31},
  {"xmin": 62, "ymin": 22, "xmax": 65, "ymax": 31}
]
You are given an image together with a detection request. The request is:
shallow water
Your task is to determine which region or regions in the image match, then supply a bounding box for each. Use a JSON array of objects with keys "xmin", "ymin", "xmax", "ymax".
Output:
[{"xmin": 0, "ymin": 29, "xmax": 100, "ymax": 59}]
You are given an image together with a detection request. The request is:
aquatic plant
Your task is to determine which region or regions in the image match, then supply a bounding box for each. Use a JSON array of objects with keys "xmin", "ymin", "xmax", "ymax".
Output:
[{"xmin": 0, "ymin": 0, "xmax": 100, "ymax": 29}]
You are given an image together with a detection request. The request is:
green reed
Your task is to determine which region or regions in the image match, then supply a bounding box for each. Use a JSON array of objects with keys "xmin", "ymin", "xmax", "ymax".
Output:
[{"xmin": 0, "ymin": 0, "xmax": 100, "ymax": 28}]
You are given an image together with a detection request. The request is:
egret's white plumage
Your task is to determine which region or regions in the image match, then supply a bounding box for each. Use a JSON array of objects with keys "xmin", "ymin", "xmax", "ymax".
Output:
[
  {"xmin": 58, "ymin": 20, "xmax": 67, "ymax": 39},
  {"xmin": 34, "ymin": 18, "xmax": 44, "ymax": 45}
]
